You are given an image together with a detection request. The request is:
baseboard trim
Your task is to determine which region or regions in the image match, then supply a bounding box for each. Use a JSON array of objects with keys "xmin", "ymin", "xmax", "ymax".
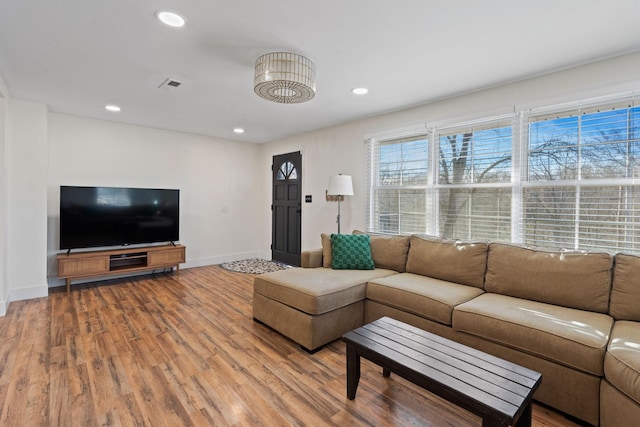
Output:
[
  {"xmin": 182, "ymin": 251, "xmax": 271, "ymax": 269},
  {"xmin": 8, "ymin": 284, "xmax": 48, "ymax": 303}
]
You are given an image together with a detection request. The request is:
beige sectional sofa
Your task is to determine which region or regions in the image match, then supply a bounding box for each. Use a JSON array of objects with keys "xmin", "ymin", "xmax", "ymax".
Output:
[{"xmin": 252, "ymin": 233, "xmax": 640, "ymax": 426}]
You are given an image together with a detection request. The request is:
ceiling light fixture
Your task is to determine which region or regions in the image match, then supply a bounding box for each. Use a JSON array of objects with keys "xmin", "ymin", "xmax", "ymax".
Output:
[
  {"xmin": 233, "ymin": 128, "xmax": 245, "ymax": 134},
  {"xmin": 254, "ymin": 52, "xmax": 316, "ymax": 104},
  {"xmin": 105, "ymin": 104, "xmax": 121, "ymax": 112},
  {"xmin": 156, "ymin": 11, "xmax": 186, "ymax": 28},
  {"xmin": 352, "ymin": 87, "xmax": 369, "ymax": 95}
]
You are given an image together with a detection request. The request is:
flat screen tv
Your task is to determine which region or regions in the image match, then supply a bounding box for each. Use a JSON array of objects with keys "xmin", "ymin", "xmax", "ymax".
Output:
[{"xmin": 60, "ymin": 186, "xmax": 180, "ymax": 250}]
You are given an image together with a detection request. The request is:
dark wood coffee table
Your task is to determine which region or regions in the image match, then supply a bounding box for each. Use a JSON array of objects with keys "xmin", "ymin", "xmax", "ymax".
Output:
[{"xmin": 342, "ymin": 317, "xmax": 542, "ymax": 427}]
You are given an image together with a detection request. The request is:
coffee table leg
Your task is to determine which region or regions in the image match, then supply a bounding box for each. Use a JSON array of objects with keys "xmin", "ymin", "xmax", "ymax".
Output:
[
  {"xmin": 514, "ymin": 401, "xmax": 532, "ymax": 427},
  {"xmin": 346, "ymin": 343, "xmax": 361, "ymax": 400}
]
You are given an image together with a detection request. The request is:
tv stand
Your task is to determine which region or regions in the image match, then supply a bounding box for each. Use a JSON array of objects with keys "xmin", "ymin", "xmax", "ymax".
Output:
[{"xmin": 57, "ymin": 244, "xmax": 186, "ymax": 292}]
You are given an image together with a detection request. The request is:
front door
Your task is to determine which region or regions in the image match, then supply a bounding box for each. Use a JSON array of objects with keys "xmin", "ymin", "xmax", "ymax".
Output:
[{"xmin": 272, "ymin": 152, "xmax": 302, "ymax": 266}]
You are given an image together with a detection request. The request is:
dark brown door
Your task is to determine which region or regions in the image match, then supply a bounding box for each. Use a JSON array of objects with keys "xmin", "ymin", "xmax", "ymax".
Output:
[{"xmin": 272, "ymin": 152, "xmax": 302, "ymax": 266}]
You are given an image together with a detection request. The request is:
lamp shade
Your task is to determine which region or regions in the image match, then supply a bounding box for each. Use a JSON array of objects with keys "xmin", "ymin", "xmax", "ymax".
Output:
[{"xmin": 328, "ymin": 175, "xmax": 354, "ymax": 196}]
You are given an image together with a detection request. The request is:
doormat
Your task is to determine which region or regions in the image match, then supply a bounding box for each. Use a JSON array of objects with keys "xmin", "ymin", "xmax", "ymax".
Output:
[{"xmin": 220, "ymin": 258, "xmax": 293, "ymax": 274}]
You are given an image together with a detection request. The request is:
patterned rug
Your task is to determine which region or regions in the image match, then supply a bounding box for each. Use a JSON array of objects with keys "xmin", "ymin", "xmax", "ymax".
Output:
[{"xmin": 220, "ymin": 258, "xmax": 293, "ymax": 274}]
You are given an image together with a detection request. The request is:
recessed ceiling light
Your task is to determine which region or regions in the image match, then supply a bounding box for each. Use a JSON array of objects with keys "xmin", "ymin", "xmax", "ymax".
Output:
[
  {"xmin": 233, "ymin": 128, "xmax": 245, "ymax": 134},
  {"xmin": 105, "ymin": 105, "xmax": 121, "ymax": 112},
  {"xmin": 156, "ymin": 11, "xmax": 186, "ymax": 28},
  {"xmin": 352, "ymin": 87, "xmax": 369, "ymax": 95}
]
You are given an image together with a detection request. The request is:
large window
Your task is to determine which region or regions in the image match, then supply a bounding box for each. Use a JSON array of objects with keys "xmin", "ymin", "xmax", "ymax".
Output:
[
  {"xmin": 366, "ymin": 95, "xmax": 640, "ymax": 254},
  {"xmin": 367, "ymin": 134, "xmax": 429, "ymax": 234},
  {"xmin": 524, "ymin": 103, "xmax": 640, "ymax": 252},
  {"xmin": 437, "ymin": 120, "xmax": 513, "ymax": 240}
]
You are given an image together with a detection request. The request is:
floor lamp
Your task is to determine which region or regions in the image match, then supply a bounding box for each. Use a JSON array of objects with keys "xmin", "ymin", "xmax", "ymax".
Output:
[{"xmin": 327, "ymin": 174, "xmax": 354, "ymax": 233}]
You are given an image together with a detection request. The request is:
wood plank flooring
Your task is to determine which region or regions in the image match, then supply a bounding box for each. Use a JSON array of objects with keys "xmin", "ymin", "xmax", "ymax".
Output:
[{"xmin": 0, "ymin": 265, "xmax": 583, "ymax": 426}]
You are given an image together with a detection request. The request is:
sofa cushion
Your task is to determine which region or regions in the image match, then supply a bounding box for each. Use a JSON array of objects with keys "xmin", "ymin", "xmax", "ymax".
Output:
[
  {"xmin": 353, "ymin": 230, "xmax": 410, "ymax": 272},
  {"xmin": 605, "ymin": 321, "xmax": 640, "ymax": 404},
  {"xmin": 610, "ymin": 254, "xmax": 640, "ymax": 321},
  {"xmin": 453, "ymin": 293, "xmax": 614, "ymax": 376},
  {"xmin": 321, "ymin": 233, "xmax": 332, "ymax": 268},
  {"xmin": 331, "ymin": 234, "xmax": 375, "ymax": 270},
  {"xmin": 405, "ymin": 235, "xmax": 488, "ymax": 288},
  {"xmin": 367, "ymin": 273, "xmax": 484, "ymax": 326},
  {"xmin": 253, "ymin": 267, "xmax": 396, "ymax": 315},
  {"xmin": 301, "ymin": 248, "xmax": 323, "ymax": 268},
  {"xmin": 484, "ymin": 243, "xmax": 613, "ymax": 313}
]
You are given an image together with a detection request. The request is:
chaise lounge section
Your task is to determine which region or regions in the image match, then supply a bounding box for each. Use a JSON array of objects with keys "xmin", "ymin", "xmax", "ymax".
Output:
[
  {"xmin": 253, "ymin": 232, "xmax": 409, "ymax": 351},
  {"xmin": 253, "ymin": 267, "xmax": 396, "ymax": 352},
  {"xmin": 252, "ymin": 232, "xmax": 640, "ymax": 426}
]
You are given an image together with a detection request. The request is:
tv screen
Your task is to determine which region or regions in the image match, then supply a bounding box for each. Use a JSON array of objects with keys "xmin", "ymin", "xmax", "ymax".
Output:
[{"xmin": 60, "ymin": 186, "xmax": 180, "ymax": 250}]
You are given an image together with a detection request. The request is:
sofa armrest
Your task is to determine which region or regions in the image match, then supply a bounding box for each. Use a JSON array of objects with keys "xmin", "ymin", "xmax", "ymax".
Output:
[{"xmin": 301, "ymin": 249, "xmax": 323, "ymax": 268}]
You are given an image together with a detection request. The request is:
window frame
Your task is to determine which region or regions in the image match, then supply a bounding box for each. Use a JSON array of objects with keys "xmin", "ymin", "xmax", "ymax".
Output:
[
  {"xmin": 522, "ymin": 99, "xmax": 640, "ymax": 252},
  {"xmin": 366, "ymin": 133, "xmax": 431, "ymax": 235},
  {"xmin": 434, "ymin": 115, "xmax": 515, "ymax": 240}
]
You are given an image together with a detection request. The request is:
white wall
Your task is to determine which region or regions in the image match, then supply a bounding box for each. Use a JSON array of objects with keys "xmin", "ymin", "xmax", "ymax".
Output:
[
  {"xmin": 259, "ymin": 127, "xmax": 370, "ymax": 251},
  {"xmin": 4, "ymin": 99, "xmax": 49, "ymax": 305},
  {"xmin": 0, "ymin": 82, "xmax": 6, "ymax": 315},
  {"xmin": 47, "ymin": 114, "xmax": 264, "ymax": 285},
  {"xmin": 259, "ymin": 52, "xmax": 640, "ymax": 253}
]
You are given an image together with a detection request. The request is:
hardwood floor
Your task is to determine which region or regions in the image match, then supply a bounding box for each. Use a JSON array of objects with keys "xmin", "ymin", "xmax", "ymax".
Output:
[{"xmin": 0, "ymin": 265, "xmax": 583, "ymax": 426}]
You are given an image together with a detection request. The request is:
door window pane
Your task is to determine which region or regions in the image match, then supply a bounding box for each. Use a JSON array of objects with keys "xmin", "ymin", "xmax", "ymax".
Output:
[{"xmin": 276, "ymin": 161, "xmax": 297, "ymax": 180}]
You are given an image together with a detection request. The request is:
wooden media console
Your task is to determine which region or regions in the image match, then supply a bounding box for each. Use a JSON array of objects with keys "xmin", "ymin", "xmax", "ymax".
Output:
[{"xmin": 57, "ymin": 244, "xmax": 186, "ymax": 292}]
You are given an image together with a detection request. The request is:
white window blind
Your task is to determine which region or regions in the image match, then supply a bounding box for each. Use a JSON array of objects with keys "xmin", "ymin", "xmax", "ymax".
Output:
[
  {"xmin": 524, "ymin": 102, "xmax": 640, "ymax": 252},
  {"xmin": 366, "ymin": 134, "xmax": 429, "ymax": 234},
  {"xmin": 436, "ymin": 119, "xmax": 513, "ymax": 240},
  {"xmin": 579, "ymin": 185, "xmax": 640, "ymax": 251}
]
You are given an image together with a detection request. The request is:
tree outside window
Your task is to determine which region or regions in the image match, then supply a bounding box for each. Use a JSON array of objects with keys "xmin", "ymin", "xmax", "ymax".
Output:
[{"xmin": 438, "ymin": 124, "xmax": 512, "ymax": 240}]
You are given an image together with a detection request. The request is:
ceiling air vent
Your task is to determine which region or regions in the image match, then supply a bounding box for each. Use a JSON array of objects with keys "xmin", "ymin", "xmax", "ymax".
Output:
[{"xmin": 159, "ymin": 78, "xmax": 183, "ymax": 91}]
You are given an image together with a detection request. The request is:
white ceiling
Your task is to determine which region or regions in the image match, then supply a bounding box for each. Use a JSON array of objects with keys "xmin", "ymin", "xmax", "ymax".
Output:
[{"xmin": 0, "ymin": 0, "xmax": 639, "ymax": 143}]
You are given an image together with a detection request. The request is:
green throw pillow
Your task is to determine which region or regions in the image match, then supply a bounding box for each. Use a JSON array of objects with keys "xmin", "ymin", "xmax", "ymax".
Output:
[{"xmin": 331, "ymin": 234, "xmax": 375, "ymax": 270}]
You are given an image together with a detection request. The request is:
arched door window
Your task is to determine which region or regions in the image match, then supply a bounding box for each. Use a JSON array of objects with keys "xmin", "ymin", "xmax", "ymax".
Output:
[{"xmin": 276, "ymin": 161, "xmax": 298, "ymax": 181}]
